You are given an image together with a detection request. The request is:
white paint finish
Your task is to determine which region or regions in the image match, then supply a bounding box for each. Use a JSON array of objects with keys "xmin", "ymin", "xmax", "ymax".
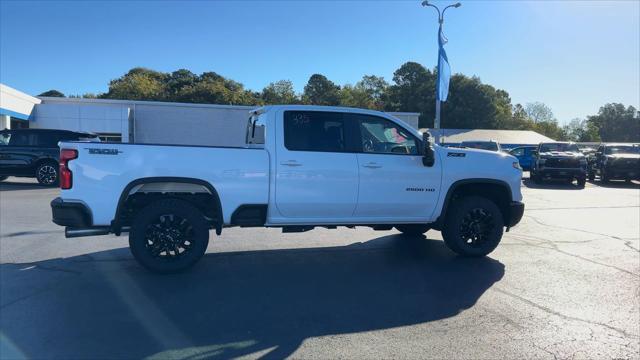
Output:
[
  {"xmin": 0, "ymin": 84, "xmax": 41, "ymax": 118},
  {"xmin": 274, "ymin": 151, "xmax": 359, "ymax": 219},
  {"xmin": 354, "ymin": 153, "xmax": 442, "ymax": 221},
  {"xmin": 57, "ymin": 105, "xmax": 522, "ymax": 229},
  {"xmin": 1, "ymin": 115, "xmax": 9, "ymax": 130},
  {"xmin": 60, "ymin": 142, "xmax": 269, "ymax": 225}
]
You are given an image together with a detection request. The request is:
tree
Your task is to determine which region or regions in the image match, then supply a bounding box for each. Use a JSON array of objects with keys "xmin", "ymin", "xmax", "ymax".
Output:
[
  {"xmin": 339, "ymin": 84, "xmax": 375, "ymax": 109},
  {"xmin": 356, "ymin": 75, "xmax": 388, "ymax": 110},
  {"xmin": 525, "ymin": 102, "xmax": 555, "ymax": 123},
  {"xmin": 38, "ymin": 90, "xmax": 65, "ymax": 97},
  {"xmin": 102, "ymin": 67, "xmax": 166, "ymax": 101},
  {"xmin": 587, "ymin": 103, "xmax": 639, "ymax": 142},
  {"xmin": 302, "ymin": 74, "xmax": 340, "ymax": 106},
  {"xmin": 261, "ymin": 80, "xmax": 298, "ymax": 104},
  {"xmin": 563, "ymin": 118, "xmax": 600, "ymax": 142},
  {"xmin": 385, "ymin": 62, "xmax": 435, "ymax": 127}
]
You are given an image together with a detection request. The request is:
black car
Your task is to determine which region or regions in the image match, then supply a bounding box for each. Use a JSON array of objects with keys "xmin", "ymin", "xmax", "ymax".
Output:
[
  {"xmin": 0, "ymin": 129, "xmax": 99, "ymax": 185},
  {"xmin": 530, "ymin": 142, "xmax": 587, "ymax": 187},
  {"xmin": 588, "ymin": 143, "xmax": 640, "ymax": 183}
]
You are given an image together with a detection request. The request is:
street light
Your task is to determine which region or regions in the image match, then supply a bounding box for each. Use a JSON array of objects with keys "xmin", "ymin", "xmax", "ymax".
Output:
[{"xmin": 421, "ymin": 1, "xmax": 461, "ymax": 142}]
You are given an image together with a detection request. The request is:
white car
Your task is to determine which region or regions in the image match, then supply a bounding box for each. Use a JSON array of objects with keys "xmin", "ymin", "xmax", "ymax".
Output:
[{"xmin": 51, "ymin": 105, "xmax": 524, "ymax": 273}]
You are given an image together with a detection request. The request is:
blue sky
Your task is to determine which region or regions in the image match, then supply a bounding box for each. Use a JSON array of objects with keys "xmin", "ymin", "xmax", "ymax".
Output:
[{"xmin": 1, "ymin": 0, "xmax": 638, "ymax": 123}]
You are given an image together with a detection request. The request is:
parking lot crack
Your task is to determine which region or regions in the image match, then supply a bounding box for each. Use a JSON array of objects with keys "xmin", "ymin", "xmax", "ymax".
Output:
[{"xmin": 494, "ymin": 287, "xmax": 638, "ymax": 340}]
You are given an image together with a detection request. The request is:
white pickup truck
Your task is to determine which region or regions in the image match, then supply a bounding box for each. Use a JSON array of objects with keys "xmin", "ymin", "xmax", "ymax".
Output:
[{"xmin": 51, "ymin": 105, "xmax": 524, "ymax": 273}]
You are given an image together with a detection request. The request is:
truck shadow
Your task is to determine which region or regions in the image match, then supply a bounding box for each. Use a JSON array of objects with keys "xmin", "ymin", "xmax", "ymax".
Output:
[
  {"xmin": 522, "ymin": 178, "xmax": 583, "ymax": 190},
  {"xmin": 0, "ymin": 235, "xmax": 504, "ymax": 359}
]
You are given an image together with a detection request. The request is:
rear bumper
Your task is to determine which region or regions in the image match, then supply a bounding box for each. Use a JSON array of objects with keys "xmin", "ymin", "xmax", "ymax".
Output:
[
  {"xmin": 51, "ymin": 197, "xmax": 92, "ymax": 227},
  {"xmin": 507, "ymin": 201, "xmax": 525, "ymax": 228}
]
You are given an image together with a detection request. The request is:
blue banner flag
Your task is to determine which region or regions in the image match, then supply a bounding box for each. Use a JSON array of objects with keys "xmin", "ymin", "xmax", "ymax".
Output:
[{"xmin": 436, "ymin": 24, "xmax": 451, "ymax": 102}]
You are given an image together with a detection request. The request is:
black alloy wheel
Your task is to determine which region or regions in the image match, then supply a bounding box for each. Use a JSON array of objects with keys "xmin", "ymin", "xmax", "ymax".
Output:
[
  {"xmin": 442, "ymin": 196, "xmax": 504, "ymax": 257},
  {"xmin": 144, "ymin": 214, "xmax": 195, "ymax": 259},
  {"xmin": 458, "ymin": 208, "xmax": 495, "ymax": 248},
  {"xmin": 36, "ymin": 163, "xmax": 58, "ymax": 185},
  {"xmin": 129, "ymin": 199, "xmax": 209, "ymax": 273}
]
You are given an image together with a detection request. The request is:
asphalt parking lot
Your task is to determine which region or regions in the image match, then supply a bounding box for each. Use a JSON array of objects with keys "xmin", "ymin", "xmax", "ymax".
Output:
[{"xmin": 1, "ymin": 176, "xmax": 639, "ymax": 359}]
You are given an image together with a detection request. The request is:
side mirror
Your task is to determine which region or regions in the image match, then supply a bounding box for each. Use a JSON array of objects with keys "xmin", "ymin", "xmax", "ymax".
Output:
[{"xmin": 422, "ymin": 132, "xmax": 435, "ymax": 167}]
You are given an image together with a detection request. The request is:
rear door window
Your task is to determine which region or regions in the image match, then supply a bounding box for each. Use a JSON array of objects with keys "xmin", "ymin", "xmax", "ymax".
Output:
[{"xmin": 284, "ymin": 111, "xmax": 348, "ymax": 153}]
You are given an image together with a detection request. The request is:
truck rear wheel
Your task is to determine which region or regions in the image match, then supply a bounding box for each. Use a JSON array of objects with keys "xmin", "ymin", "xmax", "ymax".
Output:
[
  {"xmin": 395, "ymin": 224, "xmax": 430, "ymax": 236},
  {"xmin": 129, "ymin": 199, "xmax": 209, "ymax": 273},
  {"xmin": 442, "ymin": 196, "xmax": 504, "ymax": 257}
]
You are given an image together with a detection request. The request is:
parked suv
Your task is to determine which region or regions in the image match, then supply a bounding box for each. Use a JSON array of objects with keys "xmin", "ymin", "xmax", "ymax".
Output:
[
  {"xmin": 0, "ymin": 129, "xmax": 100, "ymax": 185},
  {"xmin": 530, "ymin": 142, "xmax": 587, "ymax": 187},
  {"xmin": 588, "ymin": 143, "xmax": 640, "ymax": 183}
]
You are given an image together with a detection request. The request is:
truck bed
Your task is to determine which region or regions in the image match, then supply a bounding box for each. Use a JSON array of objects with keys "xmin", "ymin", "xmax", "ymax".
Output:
[{"xmin": 58, "ymin": 142, "xmax": 270, "ymax": 225}]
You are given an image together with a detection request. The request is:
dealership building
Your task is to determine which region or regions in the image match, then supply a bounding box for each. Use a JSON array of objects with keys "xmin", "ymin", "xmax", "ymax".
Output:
[
  {"xmin": 2, "ymin": 83, "xmax": 553, "ymax": 148},
  {"xmin": 1, "ymin": 83, "xmax": 420, "ymax": 146}
]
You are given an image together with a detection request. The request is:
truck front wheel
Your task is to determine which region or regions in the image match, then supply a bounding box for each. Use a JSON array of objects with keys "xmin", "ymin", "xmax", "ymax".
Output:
[
  {"xmin": 129, "ymin": 199, "xmax": 210, "ymax": 273},
  {"xmin": 442, "ymin": 196, "xmax": 504, "ymax": 257}
]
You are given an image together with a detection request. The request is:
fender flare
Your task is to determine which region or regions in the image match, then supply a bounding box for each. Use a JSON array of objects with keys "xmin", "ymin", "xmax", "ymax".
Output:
[
  {"xmin": 111, "ymin": 177, "xmax": 223, "ymax": 235},
  {"xmin": 434, "ymin": 178, "xmax": 513, "ymax": 229}
]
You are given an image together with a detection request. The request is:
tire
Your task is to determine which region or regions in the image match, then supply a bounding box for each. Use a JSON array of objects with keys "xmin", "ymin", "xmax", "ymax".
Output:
[
  {"xmin": 588, "ymin": 172, "xmax": 595, "ymax": 182},
  {"xmin": 577, "ymin": 177, "xmax": 586, "ymax": 188},
  {"xmin": 395, "ymin": 224, "xmax": 430, "ymax": 236},
  {"xmin": 600, "ymin": 169, "xmax": 609, "ymax": 183},
  {"xmin": 35, "ymin": 162, "xmax": 58, "ymax": 186},
  {"xmin": 129, "ymin": 199, "xmax": 210, "ymax": 273},
  {"xmin": 531, "ymin": 172, "xmax": 541, "ymax": 184},
  {"xmin": 442, "ymin": 196, "xmax": 504, "ymax": 257},
  {"xmin": 0, "ymin": 176, "xmax": 7, "ymax": 182}
]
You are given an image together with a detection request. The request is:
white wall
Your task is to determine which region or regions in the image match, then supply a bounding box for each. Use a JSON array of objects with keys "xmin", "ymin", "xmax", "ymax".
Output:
[
  {"xmin": 33, "ymin": 99, "xmax": 130, "ymax": 140},
  {"xmin": 31, "ymin": 98, "xmax": 421, "ymax": 146},
  {"xmin": 134, "ymin": 103, "xmax": 254, "ymax": 146}
]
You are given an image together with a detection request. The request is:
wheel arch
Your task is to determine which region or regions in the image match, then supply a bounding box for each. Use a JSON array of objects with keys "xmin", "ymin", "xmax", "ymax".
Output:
[
  {"xmin": 434, "ymin": 178, "xmax": 513, "ymax": 230},
  {"xmin": 112, "ymin": 177, "xmax": 223, "ymax": 235}
]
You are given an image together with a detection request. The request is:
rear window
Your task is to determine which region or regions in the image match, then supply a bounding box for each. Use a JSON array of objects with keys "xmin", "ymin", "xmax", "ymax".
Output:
[{"xmin": 284, "ymin": 111, "xmax": 346, "ymax": 153}]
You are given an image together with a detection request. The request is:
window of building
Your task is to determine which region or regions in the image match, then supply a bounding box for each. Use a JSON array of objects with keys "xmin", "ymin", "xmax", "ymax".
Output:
[{"xmin": 284, "ymin": 111, "xmax": 346, "ymax": 153}]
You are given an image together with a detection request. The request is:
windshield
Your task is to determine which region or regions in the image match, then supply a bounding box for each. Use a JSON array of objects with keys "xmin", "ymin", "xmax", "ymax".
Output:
[
  {"xmin": 461, "ymin": 141, "xmax": 499, "ymax": 151},
  {"xmin": 605, "ymin": 145, "xmax": 639, "ymax": 155},
  {"xmin": 539, "ymin": 143, "xmax": 579, "ymax": 153}
]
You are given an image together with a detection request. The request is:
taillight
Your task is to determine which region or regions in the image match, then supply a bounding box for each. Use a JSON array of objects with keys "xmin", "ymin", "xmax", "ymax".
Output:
[{"xmin": 59, "ymin": 149, "xmax": 78, "ymax": 189}]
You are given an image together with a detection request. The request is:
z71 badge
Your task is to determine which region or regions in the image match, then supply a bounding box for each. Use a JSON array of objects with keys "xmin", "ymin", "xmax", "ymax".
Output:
[{"xmin": 86, "ymin": 148, "xmax": 122, "ymax": 155}]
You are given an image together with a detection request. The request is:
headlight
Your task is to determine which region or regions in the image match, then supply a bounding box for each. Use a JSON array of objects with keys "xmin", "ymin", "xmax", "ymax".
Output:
[{"xmin": 513, "ymin": 161, "xmax": 522, "ymax": 170}]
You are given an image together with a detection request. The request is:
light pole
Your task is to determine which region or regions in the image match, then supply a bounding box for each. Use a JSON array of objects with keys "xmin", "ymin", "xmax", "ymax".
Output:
[{"xmin": 421, "ymin": 1, "xmax": 460, "ymax": 142}]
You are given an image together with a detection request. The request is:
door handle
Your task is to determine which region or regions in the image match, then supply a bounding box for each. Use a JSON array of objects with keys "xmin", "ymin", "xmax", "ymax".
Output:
[
  {"xmin": 363, "ymin": 162, "xmax": 382, "ymax": 169},
  {"xmin": 280, "ymin": 160, "xmax": 302, "ymax": 167}
]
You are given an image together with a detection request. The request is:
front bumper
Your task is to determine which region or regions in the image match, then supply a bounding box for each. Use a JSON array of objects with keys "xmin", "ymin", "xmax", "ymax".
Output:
[
  {"xmin": 538, "ymin": 167, "xmax": 586, "ymax": 179},
  {"xmin": 51, "ymin": 197, "xmax": 92, "ymax": 227},
  {"xmin": 507, "ymin": 201, "xmax": 525, "ymax": 228},
  {"xmin": 604, "ymin": 166, "xmax": 640, "ymax": 180}
]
